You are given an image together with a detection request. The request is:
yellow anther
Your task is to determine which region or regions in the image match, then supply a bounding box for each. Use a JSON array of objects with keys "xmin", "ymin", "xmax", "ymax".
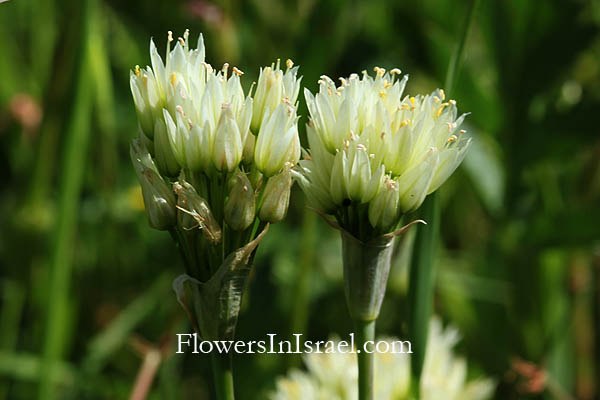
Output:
[
  {"xmin": 170, "ymin": 72, "xmax": 177, "ymax": 85},
  {"xmin": 400, "ymin": 120, "xmax": 408, "ymax": 128},
  {"xmin": 439, "ymin": 89, "xmax": 446, "ymax": 100},
  {"xmin": 232, "ymin": 66, "xmax": 244, "ymax": 76},
  {"xmin": 339, "ymin": 77, "xmax": 348, "ymax": 86},
  {"xmin": 447, "ymin": 122, "xmax": 457, "ymax": 132},
  {"xmin": 286, "ymin": 59, "xmax": 294, "ymax": 69},
  {"xmin": 436, "ymin": 102, "xmax": 449, "ymax": 118},
  {"xmin": 168, "ymin": 31, "xmax": 173, "ymax": 42},
  {"xmin": 178, "ymin": 37, "xmax": 185, "ymax": 46},
  {"xmin": 410, "ymin": 105, "xmax": 417, "ymax": 110},
  {"xmin": 384, "ymin": 80, "xmax": 392, "ymax": 89},
  {"xmin": 458, "ymin": 129, "xmax": 466, "ymax": 135},
  {"xmin": 374, "ymin": 66, "xmax": 386, "ymax": 78},
  {"xmin": 390, "ymin": 68, "xmax": 402, "ymax": 75},
  {"xmin": 449, "ymin": 99, "xmax": 456, "ymax": 105},
  {"xmin": 409, "ymin": 96, "xmax": 416, "ymax": 105},
  {"xmin": 135, "ymin": 65, "xmax": 141, "ymax": 77},
  {"xmin": 433, "ymin": 96, "xmax": 440, "ymax": 103},
  {"xmin": 447, "ymin": 135, "xmax": 458, "ymax": 143},
  {"xmin": 379, "ymin": 90, "xmax": 387, "ymax": 99},
  {"xmin": 400, "ymin": 104, "xmax": 411, "ymax": 111}
]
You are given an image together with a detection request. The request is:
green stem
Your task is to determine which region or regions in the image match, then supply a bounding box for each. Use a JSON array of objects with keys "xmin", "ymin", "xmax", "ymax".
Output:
[
  {"xmin": 354, "ymin": 319, "xmax": 376, "ymax": 400},
  {"xmin": 210, "ymin": 352, "xmax": 235, "ymax": 400}
]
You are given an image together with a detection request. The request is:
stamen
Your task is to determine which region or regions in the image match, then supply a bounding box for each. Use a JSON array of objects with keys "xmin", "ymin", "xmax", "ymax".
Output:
[
  {"xmin": 232, "ymin": 66, "xmax": 244, "ymax": 76},
  {"xmin": 286, "ymin": 59, "xmax": 294, "ymax": 69},
  {"xmin": 170, "ymin": 72, "xmax": 177, "ymax": 85},
  {"xmin": 390, "ymin": 68, "xmax": 402, "ymax": 75},
  {"xmin": 135, "ymin": 65, "xmax": 141, "ymax": 77},
  {"xmin": 373, "ymin": 66, "xmax": 386, "ymax": 77}
]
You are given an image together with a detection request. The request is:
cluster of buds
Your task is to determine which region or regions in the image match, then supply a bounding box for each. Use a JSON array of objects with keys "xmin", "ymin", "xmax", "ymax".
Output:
[
  {"xmin": 295, "ymin": 67, "xmax": 471, "ymax": 234},
  {"xmin": 129, "ymin": 30, "xmax": 302, "ymax": 272}
]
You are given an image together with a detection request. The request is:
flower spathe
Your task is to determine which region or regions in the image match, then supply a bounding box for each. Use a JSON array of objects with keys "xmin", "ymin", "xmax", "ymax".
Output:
[{"xmin": 295, "ymin": 67, "xmax": 471, "ymax": 232}]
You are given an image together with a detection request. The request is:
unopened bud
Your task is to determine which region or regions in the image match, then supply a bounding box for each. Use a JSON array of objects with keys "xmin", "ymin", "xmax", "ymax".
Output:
[
  {"xmin": 213, "ymin": 105, "xmax": 243, "ymax": 172},
  {"xmin": 130, "ymin": 138, "xmax": 176, "ymax": 230},
  {"xmin": 259, "ymin": 167, "xmax": 292, "ymax": 223},
  {"xmin": 173, "ymin": 180, "xmax": 222, "ymax": 244},
  {"xmin": 224, "ymin": 170, "xmax": 256, "ymax": 231}
]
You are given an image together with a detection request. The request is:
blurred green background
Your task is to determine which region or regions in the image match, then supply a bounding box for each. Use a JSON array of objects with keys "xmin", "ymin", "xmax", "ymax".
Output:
[{"xmin": 1, "ymin": 0, "xmax": 600, "ymax": 398}]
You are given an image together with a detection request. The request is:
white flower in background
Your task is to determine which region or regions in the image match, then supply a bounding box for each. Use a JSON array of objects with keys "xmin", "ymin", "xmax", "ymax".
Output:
[
  {"xmin": 271, "ymin": 317, "xmax": 494, "ymax": 400},
  {"xmin": 295, "ymin": 68, "xmax": 471, "ymax": 231}
]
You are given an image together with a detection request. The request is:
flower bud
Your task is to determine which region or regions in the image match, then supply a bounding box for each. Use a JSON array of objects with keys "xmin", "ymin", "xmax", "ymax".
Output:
[
  {"xmin": 254, "ymin": 102, "xmax": 300, "ymax": 177},
  {"xmin": 259, "ymin": 167, "xmax": 293, "ymax": 223},
  {"xmin": 173, "ymin": 180, "xmax": 222, "ymax": 244},
  {"xmin": 213, "ymin": 104, "xmax": 243, "ymax": 172},
  {"xmin": 130, "ymin": 138, "xmax": 176, "ymax": 230},
  {"xmin": 224, "ymin": 170, "xmax": 256, "ymax": 231}
]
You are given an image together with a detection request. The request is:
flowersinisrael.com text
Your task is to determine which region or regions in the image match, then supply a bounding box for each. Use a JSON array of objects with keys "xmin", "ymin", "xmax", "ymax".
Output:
[{"xmin": 176, "ymin": 333, "xmax": 412, "ymax": 355}]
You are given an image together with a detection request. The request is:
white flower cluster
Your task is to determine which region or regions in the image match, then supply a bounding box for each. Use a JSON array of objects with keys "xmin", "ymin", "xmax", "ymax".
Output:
[
  {"xmin": 295, "ymin": 68, "xmax": 471, "ymax": 231},
  {"xmin": 271, "ymin": 317, "xmax": 494, "ymax": 400},
  {"xmin": 130, "ymin": 30, "xmax": 301, "ymax": 178},
  {"xmin": 130, "ymin": 31, "xmax": 303, "ymax": 230}
]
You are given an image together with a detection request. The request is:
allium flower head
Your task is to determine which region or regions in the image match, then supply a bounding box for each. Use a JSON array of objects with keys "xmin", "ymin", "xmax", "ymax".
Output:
[
  {"xmin": 130, "ymin": 30, "xmax": 252, "ymax": 175},
  {"xmin": 295, "ymin": 67, "xmax": 471, "ymax": 233},
  {"xmin": 129, "ymin": 30, "xmax": 301, "ymax": 235}
]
